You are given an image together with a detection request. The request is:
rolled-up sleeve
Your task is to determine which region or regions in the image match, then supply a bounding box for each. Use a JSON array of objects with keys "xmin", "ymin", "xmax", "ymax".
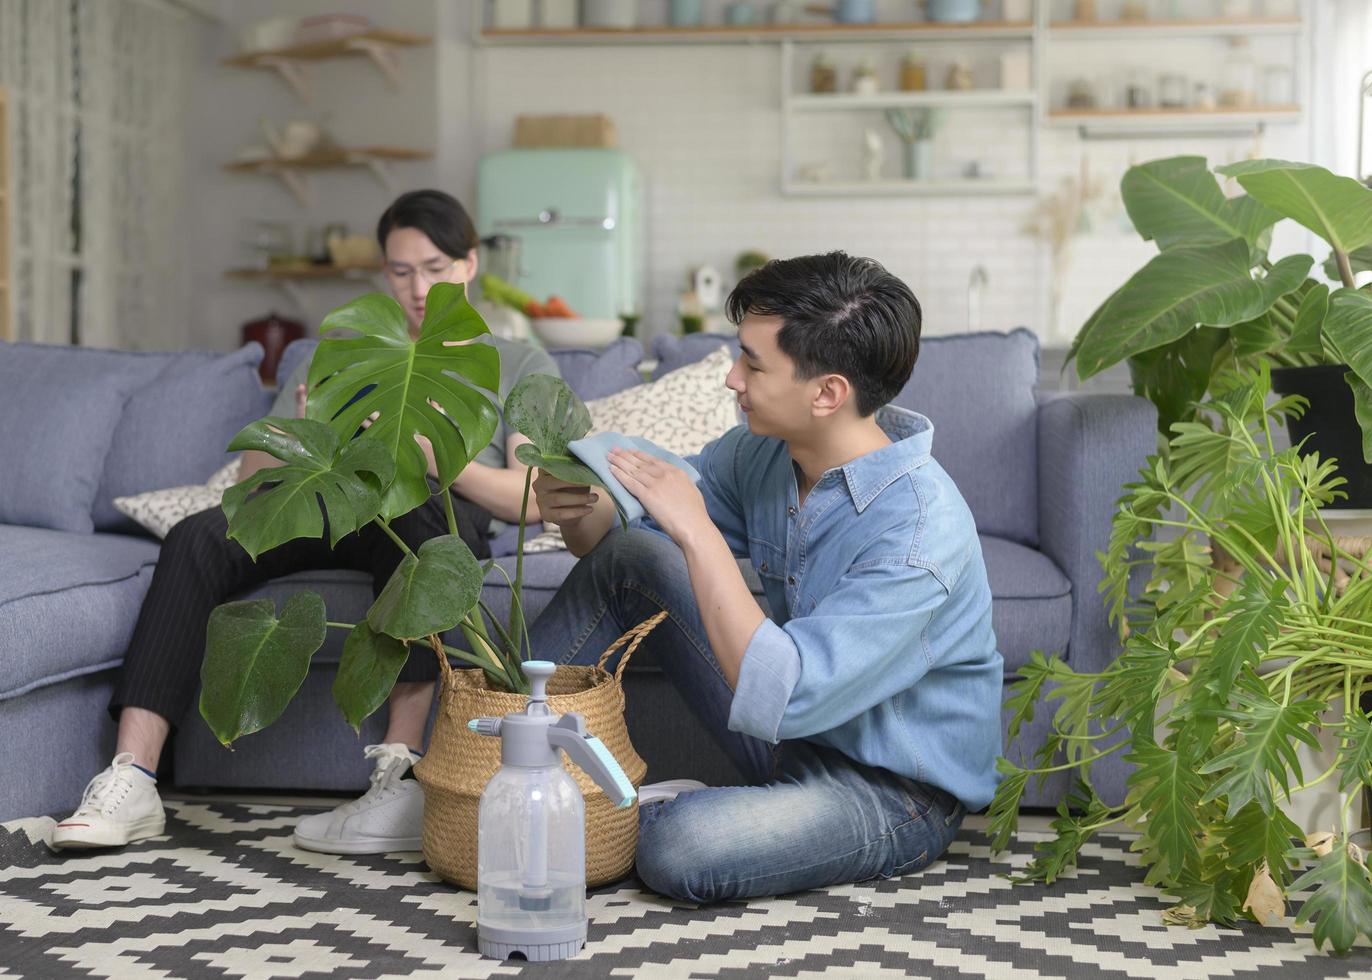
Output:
[{"xmin": 727, "ymin": 559, "xmax": 948, "ymax": 743}]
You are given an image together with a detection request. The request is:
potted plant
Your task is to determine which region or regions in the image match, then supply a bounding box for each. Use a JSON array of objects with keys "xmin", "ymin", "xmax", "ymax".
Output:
[
  {"xmin": 990, "ymin": 366, "xmax": 1372, "ymax": 954},
  {"xmin": 196, "ymin": 281, "xmax": 647, "ymax": 888},
  {"xmin": 1067, "ymin": 156, "xmax": 1372, "ymax": 504}
]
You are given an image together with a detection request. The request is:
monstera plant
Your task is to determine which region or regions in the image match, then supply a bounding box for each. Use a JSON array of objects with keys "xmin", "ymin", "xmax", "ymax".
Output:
[
  {"xmin": 991, "ymin": 367, "xmax": 1372, "ymax": 954},
  {"xmin": 1068, "ymin": 156, "xmax": 1372, "ymax": 458},
  {"xmin": 197, "ymin": 283, "xmax": 619, "ymax": 746}
]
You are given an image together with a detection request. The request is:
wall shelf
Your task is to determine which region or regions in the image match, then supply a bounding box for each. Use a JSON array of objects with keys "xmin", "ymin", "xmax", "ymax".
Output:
[
  {"xmin": 226, "ymin": 264, "xmax": 381, "ymax": 308},
  {"xmin": 787, "ymin": 91, "xmax": 1036, "ymax": 111},
  {"xmin": 782, "ymin": 178, "xmax": 1037, "ymax": 197},
  {"xmin": 221, "ymin": 30, "xmax": 431, "ymax": 104},
  {"xmin": 1048, "ymin": 105, "xmax": 1301, "ymax": 136},
  {"xmin": 478, "ymin": 21, "xmax": 1034, "ymax": 46},
  {"xmin": 224, "ymin": 147, "xmax": 432, "ymax": 205},
  {"xmin": 1048, "ymin": 17, "xmax": 1302, "ymax": 39}
]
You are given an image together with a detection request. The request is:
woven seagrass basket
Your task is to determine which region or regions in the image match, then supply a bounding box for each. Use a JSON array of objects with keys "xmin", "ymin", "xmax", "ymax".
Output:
[{"xmin": 413, "ymin": 611, "xmax": 665, "ymax": 890}]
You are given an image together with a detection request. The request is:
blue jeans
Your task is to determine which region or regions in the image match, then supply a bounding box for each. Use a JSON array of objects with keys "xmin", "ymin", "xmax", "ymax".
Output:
[{"xmin": 526, "ymin": 528, "xmax": 966, "ymax": 904}]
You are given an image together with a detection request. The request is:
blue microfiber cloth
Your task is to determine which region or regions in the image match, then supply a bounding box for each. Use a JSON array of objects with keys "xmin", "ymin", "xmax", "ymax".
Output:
[{"xmin": 566, "ymin": 432, "xmax": 701, "ymax": 524}]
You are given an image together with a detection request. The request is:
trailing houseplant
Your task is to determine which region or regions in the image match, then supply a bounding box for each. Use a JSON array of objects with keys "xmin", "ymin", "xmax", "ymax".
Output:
[
  {"xmin": 989, "ymin": 366, "xmax": 1372, "ymax": 954},
  {"xmin": 197, "ymin": 282, "xmax": 625, "ymax": 746},
  {"xmin": 1067, "ymin": 155, "xmax": 1372, "ymax": 466}
]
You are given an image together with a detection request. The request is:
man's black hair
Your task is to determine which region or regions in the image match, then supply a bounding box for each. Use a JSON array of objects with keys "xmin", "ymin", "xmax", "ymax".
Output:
[
  {"xmin": 725, "ymin": 251, "xmax": 921, "ymax": 417},
  {"xmin": 376, "ymin": 190, "xmax": 479, "ymax": 258}
]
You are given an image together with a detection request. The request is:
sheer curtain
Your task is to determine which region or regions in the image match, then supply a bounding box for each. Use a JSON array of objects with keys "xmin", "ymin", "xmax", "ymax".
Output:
[
  {"xmin": 1310, "ymin": 0, "xmax": 1372, "ymax": 181},
  {"xmin": 0, "ymin": 0, "xmax": 191, "ymax": 347}
]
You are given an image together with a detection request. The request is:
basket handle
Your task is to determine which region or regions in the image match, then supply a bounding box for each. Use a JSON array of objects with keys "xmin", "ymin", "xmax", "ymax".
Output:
[{"xmin": 596, "ymin": 610, "xmax": 669, "ymax": 686}]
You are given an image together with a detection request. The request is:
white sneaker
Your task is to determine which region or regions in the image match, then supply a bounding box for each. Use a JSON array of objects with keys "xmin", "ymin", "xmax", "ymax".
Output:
[
  {"xmin": 50, "ymin": 753, "xmax": 165, "ymax": 850},
  {"xmin": 293, "ymin": 743, "xmax": 425, "ymax": 854},
  {"xmin": 638, "ymin": 779, "xmax": 708, "ymax": 806}
]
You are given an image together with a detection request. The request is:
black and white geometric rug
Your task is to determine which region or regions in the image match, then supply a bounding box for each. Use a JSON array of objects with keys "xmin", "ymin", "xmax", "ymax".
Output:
[{"xmin": 2, "ymin": 800, "xmax": 1370, "ymax": 979}]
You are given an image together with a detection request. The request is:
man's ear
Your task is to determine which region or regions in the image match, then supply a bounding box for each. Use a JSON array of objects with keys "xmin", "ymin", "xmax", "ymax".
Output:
[{"xmin": 811, "ymin": 373, "xmax": 852, "ymax": 418}]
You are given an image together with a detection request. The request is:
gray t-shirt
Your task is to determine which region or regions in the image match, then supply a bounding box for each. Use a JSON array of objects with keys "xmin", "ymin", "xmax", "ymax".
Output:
[{"xmin": 272, "ymin": 335, "xmax": 560, "ymax": 471}]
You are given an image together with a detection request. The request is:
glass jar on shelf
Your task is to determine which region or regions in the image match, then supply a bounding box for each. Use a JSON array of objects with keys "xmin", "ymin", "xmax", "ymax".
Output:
[
  {"xmin": 1158, "ymin": 72, "xmax": 1188, "ymax": 108},
  {"xmin": 1261, "ymin": 64, "xmax": 1295, "ymax": 106},
  {"xmin": 1066, "ymin": 77, "xmax": 1097, "ymax": 109},
  {"xmin": 1125, "ymin": 67, "xmax": 1152, "ymax": 109},
  {"xmin": 900, "ymin": 50, "xmax": 927, "ymax": 91},
  {"xmin": 810, "ymin": 52, "xmax": 837, "ymax": 93},
  {"xmin": 852, "ymin": 59, "xmax": 880, "ymax": 95},
  {"xmin": 1219, "ymin": 37, "xmax": 1257, "ymax": 107}
]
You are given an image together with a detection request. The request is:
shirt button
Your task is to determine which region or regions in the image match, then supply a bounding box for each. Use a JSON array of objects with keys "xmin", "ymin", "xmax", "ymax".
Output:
[
  {"xmin": 760, "ymin": 561, "xmax": 768, "ymax": 572},
  {"xmin": 787, "ymin": 575, "xmax": 796, "ymax": 586},
  {"xmin": 787, "ymin": 506, "xmax": 797, "ymax": 517}
]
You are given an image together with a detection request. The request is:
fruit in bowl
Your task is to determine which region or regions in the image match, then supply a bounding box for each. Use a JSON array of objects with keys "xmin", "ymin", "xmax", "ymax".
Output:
[{"xmin": 530, "ymin": 316, "xmax": 624, "ymax": 349}]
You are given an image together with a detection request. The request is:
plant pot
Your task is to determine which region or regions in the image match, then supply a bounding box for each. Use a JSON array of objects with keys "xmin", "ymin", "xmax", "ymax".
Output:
[
  {"xmin": 1271, "ymin": 364, "xmax": 1372, "ymax": 509},
  {"xmin": 903, "ymin": 139, "xmax": 933, "ymax": 180},
  {"xmin": 413, "ymin": 614, "xmax": 662, "ymax": 891}
]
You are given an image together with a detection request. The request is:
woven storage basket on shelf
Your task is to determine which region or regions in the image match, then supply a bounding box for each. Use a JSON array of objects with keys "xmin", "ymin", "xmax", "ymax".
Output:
[{"xmin": 413, "ymin": 611, "xmax": 664, "ymax": 891}]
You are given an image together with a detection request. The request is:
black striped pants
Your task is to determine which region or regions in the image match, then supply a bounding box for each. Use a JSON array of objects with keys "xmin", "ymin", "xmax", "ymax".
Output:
[{"xmin": 108, "ymin": 491, "xmax": 491, "ymax": 728}]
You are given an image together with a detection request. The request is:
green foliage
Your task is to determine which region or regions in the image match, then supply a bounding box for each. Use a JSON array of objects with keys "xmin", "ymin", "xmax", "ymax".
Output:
[
  {"xmin": 991, "ymin": 369, "xmax": 1372, "ymax": 954},
  {"xmin": 222, "ymin": 417, "xmax": 394, "ymax": 560},
  {"xmin": 200, "ymin": 593, "xmax": 327, "ymax": 746},
  {"xmin": 1069, "ymin": 155, "xmax": 1372, "ymax": 450},
  {"xmin": 201, "ymin": 288, "xmax": 602, "ymax": 746},
  {"xmin": 310, "ymin": 283, "xmax": 500, "ymax": 519}
]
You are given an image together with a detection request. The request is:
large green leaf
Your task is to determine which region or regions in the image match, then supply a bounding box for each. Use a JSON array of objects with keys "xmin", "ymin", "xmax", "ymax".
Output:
[
  {"xmin": 309, "ymin": 283, "xmax": 500, "ymax": 520},
  {"xmin": 1229, "ymin": 313, "xmax": 1280, "ymax": 358},
  {"xmin": 1076, "ymin": 240, "xmax": 1311, "ymax": 378},
  {"xmin": 1323, "ymin": 244, "xmax": 1372, "ymax": 282},
  {"xmin": 1198, "ymin": 686, "xmax": 1323, "ymax": 818},
  {"xmin": 199, "ymin": 592, "xmax": 326, "ymax": 747},
  {"xmin": 986, "ymin": 759, "xmax": 1028, "ymax": 853},
  {"xmin": 366, "ymin": 534, "xmax": 484, "ymax": 641},
  {"xmin": 1222, "ymin": 800, "xmax": 1304, "ymax": 885},
  {"xmin": 1338, "ymin": 710, "xmax": 1372, "ymax": 792},
  {"xmin": 506, "ymin": 373, "xmax": 630, "ymax": 528},
  {"xmin": 221, "ymin": 417, "xmax": 394, "ymax": 560},
  {"xmin": 1125, "ymin": 739, "xmax": 1206, "ymax": 881},
  {"xmin": 333, "ymin": 621, "xmax": 410, "ymax": 731},
  {"xmin": 1289, "ymin": 281, "xmax": 1329, "ymax": 355},
  {"xmin": 1125, "ymin": 326, "xmax": 1229, "ymax": 435},
  {"xmin": 1121, "ymin": 156, "xmax": 1279, "ymax": 251},
  {"xmin": 1219, "ymin": 159, "xmax": 1372, "ymax": 254},
  {"xmin": 1290, "ymin": 838, "xmax": 1372, "ymax": 954},
  {"xmin": 1197, "ymin": 578, "xmax": 1289, "ymax": 700}
]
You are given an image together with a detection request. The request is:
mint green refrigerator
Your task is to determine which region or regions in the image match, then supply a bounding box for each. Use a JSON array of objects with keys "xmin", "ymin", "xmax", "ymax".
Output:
[{"xmin": 476, "ymin": 149, "xmax": 643, "ymax": 320}]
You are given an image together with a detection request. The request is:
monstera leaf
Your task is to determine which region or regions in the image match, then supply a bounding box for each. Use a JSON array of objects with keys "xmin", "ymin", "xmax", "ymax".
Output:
[
  {"xmin": 366, "ymin": 534, "xmax": 485, "ymax": 641},
  {"xmin": 333, "ymin": 621, "xmax": 410, "ymax": 731},
  {"xmin": 1218, "ymin": 159, "xmax": 1372, "ymax": 255},
  {"xmin": 506, "ymin": 373, "xmax": 629, "ymax": 528},
  {"xmin": 1121, "ymin": 156, "xmax": 1279, "ymax": 252},
  {"xmin": 221, "ymin": 417, "xmax": 394, "ymax": 560},
  {"xmin": 1075, "ymin": 240, "xmax": 1310, "ymax": 378},
  {"xmin": 200, "ymin": 592, "xmax": 327, "ymax": 747},
  {"xmin": 308, "ymin": 282, "xmax": 500, "ymax": 521}
]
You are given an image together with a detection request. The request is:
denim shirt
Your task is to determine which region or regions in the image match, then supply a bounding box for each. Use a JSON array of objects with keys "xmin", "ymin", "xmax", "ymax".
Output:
[{"xmin": 672, "ymin": 406, "xmax": 1003, "ymax": 810}]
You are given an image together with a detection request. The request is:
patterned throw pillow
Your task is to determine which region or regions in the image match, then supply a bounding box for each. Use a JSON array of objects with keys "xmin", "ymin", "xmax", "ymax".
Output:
[
  {"xmin": 523, "ymin": 347, "xmax": 739, "ymax": 553},
  {"xmin": 112, "ymin": 460, "xmax": 241, "ymax": 539}
]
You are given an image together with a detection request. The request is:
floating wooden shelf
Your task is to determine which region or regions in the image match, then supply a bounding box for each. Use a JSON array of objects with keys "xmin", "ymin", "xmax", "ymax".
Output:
[
  {"xmin": 782, "ymin": 178, "xmax": 1036, "ymax": 197},
  {"xmin": 225, "ymin": 147, "xmax": 432, "ymax": 205},
  {"xmin": 480, "ymin": 20, "xmax": 1034, "ymax": 45},
  {"xmin": 1049, "ymin": 17, "xmax": 1301, "ymax": 38},
  {"xmin": 225, "ymin": 264, "xmax": 381, "ymax": 281},
  {"xmin": 222, "ymin": 30, "xmax": 431, "ymax": 103},
  {"xmin": 787, "ymin": 90, "xmax": 1036, "ymax": 111}
]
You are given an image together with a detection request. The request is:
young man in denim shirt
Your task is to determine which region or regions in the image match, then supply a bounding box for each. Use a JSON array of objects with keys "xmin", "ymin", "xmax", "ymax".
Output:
[{"xmin": 530, "ymin": 252, "xmax": 1003, "ymax": 903}]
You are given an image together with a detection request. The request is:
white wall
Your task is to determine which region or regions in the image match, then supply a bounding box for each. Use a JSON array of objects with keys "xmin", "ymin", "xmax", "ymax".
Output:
[
  {"xmin": 187, "ymin": 0, "xmax": 438, "ymax": 350},
  {"xmin": 188, "ymin": 0, "xmax": 1326, "ymax": 353}
]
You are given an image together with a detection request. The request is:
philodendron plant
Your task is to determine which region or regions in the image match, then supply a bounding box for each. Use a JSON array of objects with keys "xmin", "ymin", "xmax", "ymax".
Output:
[
  {"xmin": 1068, "ymin": 156, "xmax": 1372, "ymax": 454},
  {"xmin": 197, "ymin": 282, "xmax": 622, "ymax": 747},
  {"xmin": 990, "ymin": 366, "xmax": 1372, "ymax": 954}
]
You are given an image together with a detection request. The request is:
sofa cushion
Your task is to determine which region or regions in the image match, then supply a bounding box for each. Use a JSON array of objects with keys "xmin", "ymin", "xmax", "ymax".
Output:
[
  {"xmin": 0, "ymin": 343, "xmax": 156, "ymax": 532},
  {"xmin": 651, "ymin": 334, "xmax": 739, "ymax": 380},
  {"xmin": 980, "ymin": 534, "xmax": 1071, "ymax": 675},
  {"xmin": 0, "ymin": 526, "xmax": 160, "ymax": 700},
  {"xmin": 893, "ymin": 329, "xmax": 1040, "ymax": 546},
  {"xmin": 93, "ymin": 345, "xmax": 267, "ymax": 533},
  {"xmin": 547, "ymin": 337, "xmax": 643, "ymax": 400}
]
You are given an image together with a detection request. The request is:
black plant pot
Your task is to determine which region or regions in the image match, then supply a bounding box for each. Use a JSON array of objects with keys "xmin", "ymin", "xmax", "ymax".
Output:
[{"xmin": 1271, "ymin": 364, "xmax": 1372, "ymax": 510}]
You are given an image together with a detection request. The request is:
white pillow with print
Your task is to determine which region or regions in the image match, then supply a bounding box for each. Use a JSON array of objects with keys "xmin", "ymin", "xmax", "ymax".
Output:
[
  {"xmin": 523, "ymin": 347, "xmax": 738, "ymax": 553},
  {"xmin": 112, "ymin": 459, "xmax": 241, "ymax": 539}
]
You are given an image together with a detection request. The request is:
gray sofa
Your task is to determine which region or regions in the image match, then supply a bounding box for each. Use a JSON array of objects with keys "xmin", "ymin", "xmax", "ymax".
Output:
[{"xmin": 0, "ymin": 329, "xmax": 1154, "ymax": 822}]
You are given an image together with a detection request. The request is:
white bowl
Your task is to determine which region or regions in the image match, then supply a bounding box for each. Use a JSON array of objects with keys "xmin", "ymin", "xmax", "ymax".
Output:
[{"xmin": 530, "ymin": 317, "xmax": 623, "ymax": 349}]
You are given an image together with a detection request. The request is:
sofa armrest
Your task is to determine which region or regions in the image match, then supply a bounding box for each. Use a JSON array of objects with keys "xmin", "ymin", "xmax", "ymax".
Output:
[{"xmin": 1036, "ymin": 391, "xmax": 1156, "ymax": 677}]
